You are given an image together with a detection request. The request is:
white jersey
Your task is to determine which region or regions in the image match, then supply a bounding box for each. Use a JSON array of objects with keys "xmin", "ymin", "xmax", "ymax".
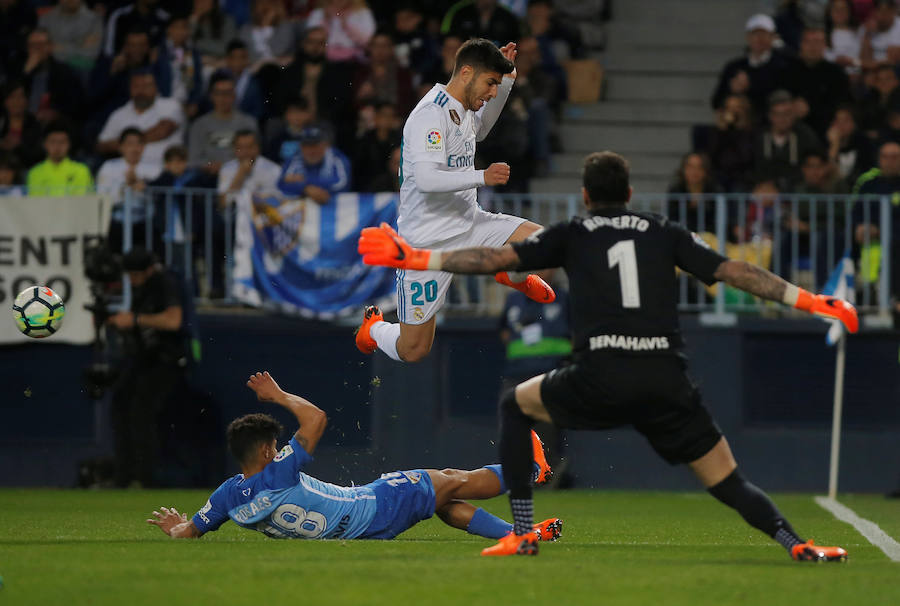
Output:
[{"xmin": 399, "ymin": 84, "xmax": 483, "ymax": 246}]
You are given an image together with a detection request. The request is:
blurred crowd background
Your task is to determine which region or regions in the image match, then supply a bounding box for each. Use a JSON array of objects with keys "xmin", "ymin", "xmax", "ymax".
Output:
[{"xmin": 0, "ymin": 0, "xmax": 602, "ymax": 198}]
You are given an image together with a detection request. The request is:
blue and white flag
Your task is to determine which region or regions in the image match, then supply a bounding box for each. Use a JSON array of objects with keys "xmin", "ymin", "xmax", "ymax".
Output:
[
  {"xmin": 823, "ymin": 255, "xmax": 855, "ymax": 346},
  {"xmin": 232, "ymin": 192, "xmax": 397, "ymax": 318}
]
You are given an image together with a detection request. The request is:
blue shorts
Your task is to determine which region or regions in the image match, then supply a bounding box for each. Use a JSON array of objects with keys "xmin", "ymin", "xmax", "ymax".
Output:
[{"xmin": 360, "ymin": 469, "xmax": 436, "ymax": 539}]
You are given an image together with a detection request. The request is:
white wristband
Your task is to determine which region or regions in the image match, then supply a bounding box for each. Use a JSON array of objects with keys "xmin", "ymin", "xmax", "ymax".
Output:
[
  {"xmin": 426, "ymin": 251, "xmax": 442, "ymax": 271},
  {"xmin": 782, "ymin": 283, "xmax": 800, "ymax": 306}
]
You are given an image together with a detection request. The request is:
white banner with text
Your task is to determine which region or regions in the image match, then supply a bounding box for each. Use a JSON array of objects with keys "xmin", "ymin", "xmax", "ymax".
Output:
[{"xmin": 0, "ymin": 195, "xmax": 111, "ymax": 345}]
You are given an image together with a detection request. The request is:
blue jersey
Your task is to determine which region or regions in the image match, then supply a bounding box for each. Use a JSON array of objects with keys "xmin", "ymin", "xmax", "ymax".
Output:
[{"xmin": 191, "ymin": 437, "xmax": 378, "ymax": 539}]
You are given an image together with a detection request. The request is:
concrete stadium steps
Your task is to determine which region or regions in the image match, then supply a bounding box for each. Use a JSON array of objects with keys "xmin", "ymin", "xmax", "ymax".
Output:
[
  {"xmin": 564, "ymin": 101, "xmax": 714, "ymax": 126},
  {"xmin": 530, "ymin": 174, "xmax": 670, "ymax": 195},
  {"xmin": 604, "ymin": 72, "xmax": 719, "ymax": 103},
  {"xmin": 528, "ymin": 0, "xmax": 759, "ymax": 194},
  {"xmin": 600, "ymin": 49, "xmax": 731, "ymax": 74},
  {"xmin": 549, "ymin": 151, "xmax": 680, "ymax": 197},
  {"xmin": 613, "ymin": 0, "xmax": 759, "ymax": 24},
  {"xmin": 560, "ymin": 123, "xmax": 689, "ymax": 154},
  {"xmin": 605, "ymin": 22, "xmax": 741, "ymax": 48},
  {"xmin": 553, "ymin": 152, "xmax": 682, "ymax": 179}
]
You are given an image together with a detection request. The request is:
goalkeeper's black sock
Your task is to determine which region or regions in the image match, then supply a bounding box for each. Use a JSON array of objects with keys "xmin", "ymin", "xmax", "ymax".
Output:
[
  {"xmin": 708, "ymin": 468, "xmax": 804, "ymax": 552},
  {"xmin": 499, "ymin": 389, "xmax": 535, "ymax": 535}
]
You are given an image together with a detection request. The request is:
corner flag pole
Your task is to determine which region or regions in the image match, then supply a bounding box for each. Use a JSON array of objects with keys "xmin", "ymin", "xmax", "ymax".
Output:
[
  {"xmin": 823, "ymin": 254, "xmax": 854, "ymax": 500},
  {"xmin": 827, "ymin": 333, "xmax": 846, "ymax": 501}
]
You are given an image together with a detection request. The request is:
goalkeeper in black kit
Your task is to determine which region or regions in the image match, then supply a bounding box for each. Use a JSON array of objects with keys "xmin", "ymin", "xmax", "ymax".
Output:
[{"xmin": 358, "ymin": 151, "xmax": 858, "ymax": 560}]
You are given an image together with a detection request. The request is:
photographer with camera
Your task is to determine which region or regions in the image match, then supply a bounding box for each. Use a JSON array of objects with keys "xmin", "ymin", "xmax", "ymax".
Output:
[{"xmin": 106, "ymin": 247, "xmax": 186, "ymax": 488}]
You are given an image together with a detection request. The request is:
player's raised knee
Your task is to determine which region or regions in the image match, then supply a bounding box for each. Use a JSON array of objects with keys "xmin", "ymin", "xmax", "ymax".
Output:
[{"xmin": 398, "ymin": 339, "xmax": 433, "ymax": 362}]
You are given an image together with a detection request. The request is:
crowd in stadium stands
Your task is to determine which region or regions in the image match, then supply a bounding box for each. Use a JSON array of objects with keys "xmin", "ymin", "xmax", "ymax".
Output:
[
  {"xmin": 687, "ymin": 1, "xmax": 900, "ymax": 199},
  {"xmin": 670, "ymin": 2, "xmax": 900, "ymax": 317},
  {"xmin": 0, "ymin": 0, "xmax": 599, "ymax": 202}
]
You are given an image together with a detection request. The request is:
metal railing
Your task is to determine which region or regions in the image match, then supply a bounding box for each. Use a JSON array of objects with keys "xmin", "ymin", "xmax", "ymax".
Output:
[
  {"xmin": 104, "ymin": 189, "xmax": 895, "ymax": 322},
  {"xmin": 119, "ymin": 187, "xmax": 236, "ymax": 301}
]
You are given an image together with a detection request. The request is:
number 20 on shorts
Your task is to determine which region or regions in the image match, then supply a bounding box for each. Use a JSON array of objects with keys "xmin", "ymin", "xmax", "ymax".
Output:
[{"xmin": 410, "ymin": 280, "xmax": 438, "ymax": 305}]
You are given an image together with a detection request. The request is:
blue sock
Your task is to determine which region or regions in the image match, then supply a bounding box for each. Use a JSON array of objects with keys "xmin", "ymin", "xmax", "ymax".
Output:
[
  {"xmin": 467, "ymin": 507, "xmax": 514, "ymax": 539},
  {"xmin": 483, "ymin": 464, "xmax": 506, "ymax": 493}
]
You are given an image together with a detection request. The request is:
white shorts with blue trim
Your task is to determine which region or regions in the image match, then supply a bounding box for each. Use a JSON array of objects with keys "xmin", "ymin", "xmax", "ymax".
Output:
[{"xmin": 396, "ymin": 209, "xmax": 527, "ymax": 325}]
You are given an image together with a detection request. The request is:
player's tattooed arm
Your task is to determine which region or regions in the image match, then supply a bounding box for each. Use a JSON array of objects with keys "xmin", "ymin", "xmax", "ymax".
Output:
[
  {"xmin": 246, "ymin": 372, "xmax": 328, "ymax": 454},
  {"xmin": 439, "ymin": 245, "xmax": 521, "ymax": 274},
  {"xmin": 713, "ymin": 260, "xmax": 788, "ymax": 302}
]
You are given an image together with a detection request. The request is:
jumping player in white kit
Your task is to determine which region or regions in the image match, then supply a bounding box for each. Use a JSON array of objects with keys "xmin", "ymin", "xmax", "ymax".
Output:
[{"xmin": 355, "ymin": 38, "xmax": 555, "ymax": 363}]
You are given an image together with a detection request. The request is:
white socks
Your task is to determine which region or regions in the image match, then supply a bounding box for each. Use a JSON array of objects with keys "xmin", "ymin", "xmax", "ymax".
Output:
[
  {"xmin": 370, "ymin": 321, "xmax": 402, "ymax": 361},
  {"xmin": 506, "ymin": 271, "xmax": 529, "ymax": 283}
]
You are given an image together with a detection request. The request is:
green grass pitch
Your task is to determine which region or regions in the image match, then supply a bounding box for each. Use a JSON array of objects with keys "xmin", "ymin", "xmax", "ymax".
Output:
[{"xmin": 1, "ymin": 489, "xmax": 897, "ymax": 606}]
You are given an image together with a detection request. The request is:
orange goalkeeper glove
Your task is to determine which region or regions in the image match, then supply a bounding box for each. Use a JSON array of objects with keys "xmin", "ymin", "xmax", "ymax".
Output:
[
  {"xmin": 790, "ymin": 287, "xmax": 859, "ymax": 333},
  {"xmin": 358, "ymin": 223, "xmax": 440, "ymax": 270}
]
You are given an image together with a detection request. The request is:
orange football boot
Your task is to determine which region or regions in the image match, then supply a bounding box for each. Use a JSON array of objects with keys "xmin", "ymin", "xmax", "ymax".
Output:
[
  {"xmin": 533, "ymin": 518, "xmax": 563, "ymax": 541},
  {"xmin": 355, "ymin": 305, "xmax": 383, "ymax": 354},
  {"xmin": 495, "ymin": 272, "xmax": 556, "ymax": 303},
  {"xmin": 791, "ymin": 540, "xmax": 848, "ymax": 562},
  {"xmin": 532, "ymin": 430, "xmax": 553, "ymax": 485},
  {"xmin": 481, "ymin": 531, "xmax": 540, "ymax": 556}
]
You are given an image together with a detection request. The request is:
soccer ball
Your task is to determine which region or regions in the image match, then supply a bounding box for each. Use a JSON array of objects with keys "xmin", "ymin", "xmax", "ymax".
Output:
[{"xmin": 12, "ymin": 286, "xmax": 66, "ymax": 338}]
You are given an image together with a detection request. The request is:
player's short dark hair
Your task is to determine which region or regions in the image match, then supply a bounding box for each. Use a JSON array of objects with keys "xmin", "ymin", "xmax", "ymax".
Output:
[
  {"xmin": 226, "ymin": 39, "xmax": 247, "ymax": 54},
  {"xmin": 227, "ymin": 413, "xmax": 284, "ymax": 465},
  {"xmin": 119, "ymin": 127, "xmax": 145, "ymax": 144},
  {"xmin": 452, "ymin": 38, "xmax": 514, "ymax": 77},
  {"xmin": 583, "ymin": 151, "xmax": 630, "ymax": 205},
  {"xmin": 164, "ymin": 144, "xmax": 188, "ymax": 162}
]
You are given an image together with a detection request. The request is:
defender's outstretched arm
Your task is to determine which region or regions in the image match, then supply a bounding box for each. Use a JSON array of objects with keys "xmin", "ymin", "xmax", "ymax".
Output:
[{"xmin": 246, "ymin": 371, "xmax": 328, "ymax": 454}]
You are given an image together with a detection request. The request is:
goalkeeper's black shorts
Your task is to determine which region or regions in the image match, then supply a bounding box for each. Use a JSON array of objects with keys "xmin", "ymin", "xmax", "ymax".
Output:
[{"xmin": 539, "ymin": 351, "xmax": 722, "ymax": 465}]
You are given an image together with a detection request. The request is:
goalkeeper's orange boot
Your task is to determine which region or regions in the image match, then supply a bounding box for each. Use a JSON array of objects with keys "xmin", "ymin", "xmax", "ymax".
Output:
[
  {"xmin": 481, "ymin": 531, "xmax": 540, "ymax": 556},
  {"xmin": 534, "ymin": 518, "xmax": 563, "ymax": 541},
  {"xmin": 355, "ymin": 305, "xmax": 383, "ymax": 354},
  {"xmin": 532, "ymin": 430, "xmax": 553, "ymax": 485},
  {"xmin": 791, "ymin": 540, "xmax": 848, "ymax": 562},
  {"xmin": 495, "ymin": 272, "xmax": 556, "ymax": 303}
]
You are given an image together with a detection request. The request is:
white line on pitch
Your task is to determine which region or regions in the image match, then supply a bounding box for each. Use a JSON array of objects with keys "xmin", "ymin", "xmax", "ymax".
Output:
[{"xmin": 814, "ymin": 496, "xmax": 900, "ymax": 562}]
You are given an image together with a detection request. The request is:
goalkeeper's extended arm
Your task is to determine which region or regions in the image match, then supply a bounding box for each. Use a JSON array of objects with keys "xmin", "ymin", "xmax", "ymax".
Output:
[
  {"xmin": 713, "ymin": 260, "xmax": 858, "ymax": 332},
  {"xmin": 358, "ymin": 223, "xmax": 520, "ymax": 273}
]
